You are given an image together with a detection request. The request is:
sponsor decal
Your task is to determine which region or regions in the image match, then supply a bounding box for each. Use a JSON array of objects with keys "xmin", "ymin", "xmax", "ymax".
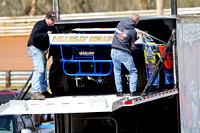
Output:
[
  {"xmin": 50, "ymin": 34, "xmax": 113, "ymax": 44},
  {"xmin": 115, "ymin": 28, "xmax": 127, "ymax": 40},
  {"xmin": 79, "ymin": 51, "xmax": 95, "ymax": 56}
]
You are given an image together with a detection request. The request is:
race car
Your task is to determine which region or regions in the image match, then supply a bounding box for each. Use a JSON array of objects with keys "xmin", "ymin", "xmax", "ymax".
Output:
[{"xmin": 48, "ymin": 28, "xmax": 174, "ymax": 95}]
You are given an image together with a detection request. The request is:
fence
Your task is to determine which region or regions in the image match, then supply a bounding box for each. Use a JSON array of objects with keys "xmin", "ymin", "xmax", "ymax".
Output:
[
  {"xmin": 0, "ymin": 70, "xmax": 49, "ymax": 88},
  {"xmin": 0, "ymin": 7, "xmax": 200, "ymax": 36}
]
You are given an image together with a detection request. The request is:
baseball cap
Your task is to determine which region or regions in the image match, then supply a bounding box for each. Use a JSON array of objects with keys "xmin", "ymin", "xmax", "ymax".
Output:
[{"xmin": 46, "ymin": 11, "xmax": 57, "ymax": 21}]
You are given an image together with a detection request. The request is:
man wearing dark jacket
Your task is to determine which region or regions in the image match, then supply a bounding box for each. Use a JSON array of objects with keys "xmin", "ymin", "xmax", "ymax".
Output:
[
  {"xmin": 27, "ymin": 11, "xmax": 58, "ymax": 100},
  {"xmin": 111, "ymin": 13, "xmax": 140, "ymax": 97}
]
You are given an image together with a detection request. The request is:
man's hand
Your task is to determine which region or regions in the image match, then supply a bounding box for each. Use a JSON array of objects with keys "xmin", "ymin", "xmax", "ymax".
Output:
[
  {"xmin": 47, "ymin": 31, "xmax": 52, "ymax": 35},
  {"xmin": 132, "ymin": 43, "xmax": 136, "ymax": 50}
]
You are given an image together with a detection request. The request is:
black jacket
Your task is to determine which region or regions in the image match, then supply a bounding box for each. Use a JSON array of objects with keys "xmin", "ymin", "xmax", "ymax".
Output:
[{"xmin": 28, "ymin": 19, "xmax": 58, "ymax": 51}]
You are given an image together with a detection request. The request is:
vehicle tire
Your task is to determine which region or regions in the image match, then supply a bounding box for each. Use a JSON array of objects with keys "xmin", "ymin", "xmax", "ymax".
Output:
[
  {"xmin": 49, "ymin": 62, "xmax": 69, "ymax": 96},
  {"xmin": 134, "ymin": 52, "xmax": 147, "ymax": 92}
]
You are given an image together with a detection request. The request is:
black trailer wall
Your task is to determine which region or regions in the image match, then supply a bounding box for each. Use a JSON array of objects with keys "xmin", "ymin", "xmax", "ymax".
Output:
[{"xmin": 57, "ymin": 96, "xmax": 179, "ymax": 133}]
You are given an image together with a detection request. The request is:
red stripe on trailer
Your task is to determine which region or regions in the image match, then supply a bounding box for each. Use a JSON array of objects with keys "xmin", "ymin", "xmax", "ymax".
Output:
[
  {"xmin": 62, "ymin": 103, "xmax": 70, "ymax": 105},
  {"xmin": 77, "ymin": 102, "xmax": 85, "ymax": 104},
  {"xmin": 31, "ymin": 104, "xmax": 39, "ymax": 105},
  {"xmin": 46, "ymin": 103, "xmax": 54, "ymax": 105}
]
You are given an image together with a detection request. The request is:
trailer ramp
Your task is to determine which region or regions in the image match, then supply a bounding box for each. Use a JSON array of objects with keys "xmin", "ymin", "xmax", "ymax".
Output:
[
  {"xmin": 0, "ymin": 94, "xmax": 126, "ymax": 115},
  {"xmin": 0, "ymin": 88, "xmax": 178, "ymax": 115}
]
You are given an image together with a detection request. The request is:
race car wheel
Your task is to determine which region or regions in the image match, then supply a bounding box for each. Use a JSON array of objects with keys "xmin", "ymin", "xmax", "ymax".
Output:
[
  {"xmin": 49, "ymin": 61, "xmax": 69, "ymax": 96},
  {"xmin": 134, "ymin": 52, "xmax": 147, "ymax": 92},
  {"xmin": 155, "ymin": 56, "xmax": 165, "ymax": 90}
]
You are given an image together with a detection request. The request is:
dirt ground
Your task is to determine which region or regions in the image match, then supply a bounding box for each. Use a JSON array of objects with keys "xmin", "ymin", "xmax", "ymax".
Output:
[{"xmin": 0, "ymin": 36, "xmax": 52, "ymax": 71}]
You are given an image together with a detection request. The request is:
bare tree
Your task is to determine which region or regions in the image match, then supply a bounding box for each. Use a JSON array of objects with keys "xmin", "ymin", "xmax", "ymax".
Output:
[
  {"xmin": 157, "ymin": 0, "xmax": 163, "ymax": 15},
  {"xmin": 67, "ymin": 0, "xmax": 76, "ymax": 13},
  {"xmin": 30, "ymin": 0, "xmax": 37, "ymax": 16},
  {"xmin": 133, "ymin": 0, "xmax": 148, "ymax": 10},
  {"xmin": 0, "ymin": 0, "xmax": 200, "ymax": 16}
]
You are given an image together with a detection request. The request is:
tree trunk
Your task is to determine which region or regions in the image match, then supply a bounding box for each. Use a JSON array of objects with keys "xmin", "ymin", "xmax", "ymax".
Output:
[
  {"xmin": 156, "ymin": 0, "xmax": 163, "ymax": 15},
  {"xmin": 133, "ymin": 0, "xmax": 148, "ymax": 10},
  {"xmin": 68, "ymin": 0, "xmax": 76, "ymax": 13},
  {"xmin": 30, "ymin": 0, "xmax": 37, "ymax": 16}
]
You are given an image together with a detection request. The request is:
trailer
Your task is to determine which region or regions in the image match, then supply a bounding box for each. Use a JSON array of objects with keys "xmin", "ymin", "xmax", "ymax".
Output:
[
  {"xmin": 0, "ymin": 88, "xmax": 178, "ymax": 133},
  {"xmin": 0, "ymin": 13, "xmax": 200, "ymax": 133}
]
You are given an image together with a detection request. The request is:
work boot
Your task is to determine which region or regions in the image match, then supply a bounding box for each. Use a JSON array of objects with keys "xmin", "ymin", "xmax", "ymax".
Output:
[
  {"xmin": 116, "ymin": 92, "xmax": 123, "ymax": 97},
  {"xmin": 130, "ymin": 91, "xmax": 140, "ymax": 97},
  {"xmin": 31, "ymin": 92, "xmax": 45, "ymax": 100},
  {"xmin": 42, "ymin": 91, "xmax": 55, "ymax": 98}
]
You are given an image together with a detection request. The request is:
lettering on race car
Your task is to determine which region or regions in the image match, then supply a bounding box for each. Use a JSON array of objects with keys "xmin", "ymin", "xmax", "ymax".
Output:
[
  {"xmin": 158, "ymin": 46, "xmax": 173, "ymax": 69},
  {"xmin": 51, "ymin": 34, "xmax": 113, "ymax": 44},
  {"xmin": 52, "ymin": 36, "xmax": 88, "ymax": 42},
  {"xmin": 89, "ymin": 36, "xmax": 113, "ymax": 42}
]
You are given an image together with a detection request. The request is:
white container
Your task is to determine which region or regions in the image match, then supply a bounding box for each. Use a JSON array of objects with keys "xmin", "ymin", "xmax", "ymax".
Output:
[{"xmin": 21, "ymin": 129, "xmax": 32, "ymax": 133}]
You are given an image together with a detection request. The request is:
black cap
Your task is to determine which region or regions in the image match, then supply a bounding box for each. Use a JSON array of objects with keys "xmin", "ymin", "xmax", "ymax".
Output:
[{"xmin": 46, "ymin": 11, "xmax": 56, "ymax": 21}]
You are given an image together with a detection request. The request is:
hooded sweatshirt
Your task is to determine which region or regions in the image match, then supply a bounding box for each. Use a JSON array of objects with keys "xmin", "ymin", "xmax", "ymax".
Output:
[{"xmin": 111, "ymin": 18, "xmax": 137, "ymax": 53}]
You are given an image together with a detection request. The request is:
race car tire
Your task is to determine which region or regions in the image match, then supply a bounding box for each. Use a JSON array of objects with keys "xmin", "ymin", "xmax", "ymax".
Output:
[
  {"xmin": 134, "ymin": 52, "xmax": 147, "ymax": 92},
  {"xmin": 49, "ymin": 61, "xmax": 69, "ymax": 96}
]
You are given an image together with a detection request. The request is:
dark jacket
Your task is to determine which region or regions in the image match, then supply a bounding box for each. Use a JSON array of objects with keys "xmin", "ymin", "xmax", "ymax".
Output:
[
  {"xmin": 28, "ymin": 19, "xmax": 58, "ymax": 51},
  {"xmin": 111, "ymin": 18, "xmax": 137, "ymax": 53}
]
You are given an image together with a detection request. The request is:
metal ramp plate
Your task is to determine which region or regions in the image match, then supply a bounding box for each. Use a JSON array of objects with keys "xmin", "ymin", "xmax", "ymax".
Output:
[
  {"xmin": 0, "ymin": 94, "xmax": 126, "ymax": 115},
  {"xmin": 0, "ymin": 88, "xmax": 178, "ymax": 115}
]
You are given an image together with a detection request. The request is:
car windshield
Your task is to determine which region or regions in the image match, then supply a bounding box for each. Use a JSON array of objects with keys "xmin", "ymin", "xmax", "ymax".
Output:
[
  {"xmin": 144, "ymin": 33, "xmax": 154, "ymax": 42},
  {"xmin": 0, "ymin": 115, "xmax": 14, "ymax": 133}
]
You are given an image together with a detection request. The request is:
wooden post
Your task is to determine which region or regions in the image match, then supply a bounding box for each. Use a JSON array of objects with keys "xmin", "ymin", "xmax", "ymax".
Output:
[
  {"xmin": 53, "ymin": 0, "xmax": 60, "ymax": 20},
  {"xmin": 156, "ymin": 0, "xmax": 163, "ymax": 15},
  {"xmin": 30, "ymin": 0, "xmax": 37, "ymax": 16},
  {"xmin": 6, "ymin": 70, "xmax": 11, "ymax": 88}
]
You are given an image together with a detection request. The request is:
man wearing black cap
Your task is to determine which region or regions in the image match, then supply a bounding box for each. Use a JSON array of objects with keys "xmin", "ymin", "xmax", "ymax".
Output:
[{"xmin": 27, "ymin": 11, "xmax": 58, "ymax": 100}]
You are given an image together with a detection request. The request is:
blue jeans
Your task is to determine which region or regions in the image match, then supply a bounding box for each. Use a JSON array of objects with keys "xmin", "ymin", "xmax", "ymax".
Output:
[
  {"xmin": 27, "ymin": 46, "xmax": 47, "ymax": 93},
  {"xmin": 111, "ymin": 49, "xmax": 137, "ymax": 92}
]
